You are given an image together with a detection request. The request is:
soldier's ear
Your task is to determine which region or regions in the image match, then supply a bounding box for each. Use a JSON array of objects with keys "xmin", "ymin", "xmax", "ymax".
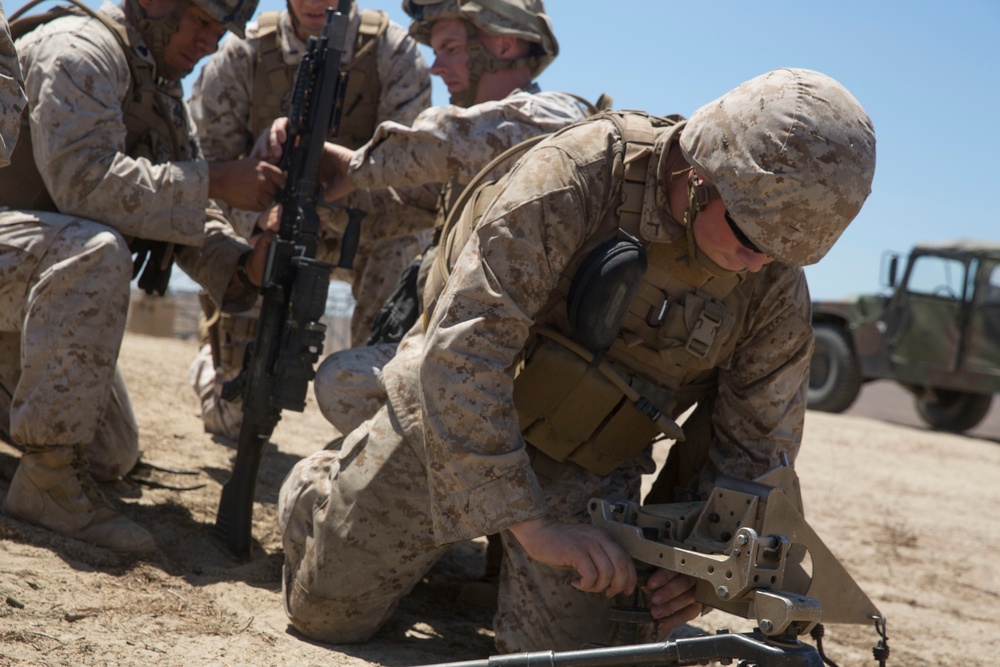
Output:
[
  {"xmin": 496, "ymin": 35, "xmax": 518, "ymax": 58},
  {"xmin": 486, "ymin": 34, "xmax": 528, "ymax": 61}
]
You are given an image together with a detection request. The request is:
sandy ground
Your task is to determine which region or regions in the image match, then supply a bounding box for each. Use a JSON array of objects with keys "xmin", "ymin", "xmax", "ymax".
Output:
[{"xmin": 1, "ymin": 331, "xmax": 998, "ymax": 667}]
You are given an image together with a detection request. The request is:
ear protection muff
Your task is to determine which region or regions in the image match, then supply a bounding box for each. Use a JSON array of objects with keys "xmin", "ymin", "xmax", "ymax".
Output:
[{"xmin": 567, "ymin": 233, "xmax": 647, "ymax": 352}]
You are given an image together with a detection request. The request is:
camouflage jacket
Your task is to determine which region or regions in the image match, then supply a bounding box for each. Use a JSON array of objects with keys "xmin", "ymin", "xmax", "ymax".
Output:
[
  {"xmin": 391, "ymin": 117, "xmax": 813, "ymax": 544},
  {"xmin": 14, "ymin": 2, "xmax": 251, "ymax": 306},
  {"xmin": 0, "ymin": 4, "xmax": 25, "ymax": 166},
  {"xmin": 188, "ymin": 7, "xmax": 434, "ymax": 240},
  {"xmin": 347, "ymin": 84, "xmax": 589, "ymax": 226}
]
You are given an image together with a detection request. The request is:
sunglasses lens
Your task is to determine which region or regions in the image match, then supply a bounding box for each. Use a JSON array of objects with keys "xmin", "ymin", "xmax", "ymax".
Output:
[{"xmin": 725, "ymin": 211, "xmax": 763, "ymax": 254}]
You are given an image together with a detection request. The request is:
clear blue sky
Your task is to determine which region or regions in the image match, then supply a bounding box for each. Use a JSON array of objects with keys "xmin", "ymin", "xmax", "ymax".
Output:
[{"xmin": 9, "ymin": 0, "xmax": 999, "ymax": 300}]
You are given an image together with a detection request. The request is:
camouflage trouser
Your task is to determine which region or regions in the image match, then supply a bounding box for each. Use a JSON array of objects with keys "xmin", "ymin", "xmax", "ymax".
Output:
[
  {"xmin": 312, "ymin": 341, "xmax": 396, "ymax": 436},
  {"xmin": 278, "ymin": 397, "xmax": 653, "ymax": 652},
  {"xmin": 188, "ymin": 341, "xmax": 245, "ymax": 441},
  {"xmin": 0, "ymin": 210, "xmax": 138, "ymax": 479}
]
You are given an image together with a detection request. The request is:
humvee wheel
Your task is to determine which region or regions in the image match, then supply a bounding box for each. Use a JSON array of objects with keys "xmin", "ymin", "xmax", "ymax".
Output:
[
  {"xmin": 808, "ymin": 324, "xmax": 862, "ymax": 413},
  {"xmin": 915, "ymin": 390, "xmax": 993, "ymax": 432}
]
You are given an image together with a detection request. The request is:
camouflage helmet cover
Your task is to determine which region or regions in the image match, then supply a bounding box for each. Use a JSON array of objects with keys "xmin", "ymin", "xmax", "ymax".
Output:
[
  {"xmin": 402, "ymin": 0, "xmax": 558, "ymax": 77},
  {"xmin": 192, "ymin": 0, "xmax": 258, "ymax": 38},
  {"xmin": 680, "ymin": 68, "xmax": 877, "ymax": 266}
]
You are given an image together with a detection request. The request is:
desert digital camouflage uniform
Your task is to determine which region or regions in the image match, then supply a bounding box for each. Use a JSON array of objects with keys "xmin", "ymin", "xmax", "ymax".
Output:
[
  {"xmin": 0, "ymin": 2, "xmax": 26, "ymax": 165},
  {"xmin": 186, "ymin": 5, "xmax": 435, "ymax": 438},
  {"xmin": 313, "ymin": 85, "xmax": 589, "ymax": 435},
  {"xmin": 0, "ymin": 3, "xmax": 254, "ymax": 495},
  {"xmin": 188, "ymin": 6, "xmax": 434, "ymax": 343},
  {"xmin": 280, "ymin": 69, "xmax": 877, "ymax": 650}
]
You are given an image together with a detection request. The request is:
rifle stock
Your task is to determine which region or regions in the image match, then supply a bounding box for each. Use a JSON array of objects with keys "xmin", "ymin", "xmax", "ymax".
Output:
[{"xmin": 214, "ymin": 1, "xmax": 351, "ymax": 561}]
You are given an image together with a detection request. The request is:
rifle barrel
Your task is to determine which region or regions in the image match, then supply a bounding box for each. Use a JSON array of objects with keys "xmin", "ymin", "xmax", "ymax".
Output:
[{"xmin": 416, "ymin": 632, "xmax": 824, "ymax": 667}]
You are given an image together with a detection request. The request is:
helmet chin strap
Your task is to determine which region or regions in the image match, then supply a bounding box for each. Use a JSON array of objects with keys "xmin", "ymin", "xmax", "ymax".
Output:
[
  {"xmin": 450, "ymin": 22, "xmax": 539, "ymax": 107},
  {"xmin": 683, "ymin": 170, "xmax": 738, "ymax": 277},
  {"xmin": 128, "ymin": 0, "xmax": 190, "ymax": 81}
]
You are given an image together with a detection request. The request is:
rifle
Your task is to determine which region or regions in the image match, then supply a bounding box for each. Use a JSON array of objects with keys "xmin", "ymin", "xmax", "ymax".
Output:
[
  {"xmin": 213, "ymin": 2, "xmax": 354, "ymax": 561},
  {"xmin": 418, "ymin": 467, "xmax": 891, "ymax": 667}
]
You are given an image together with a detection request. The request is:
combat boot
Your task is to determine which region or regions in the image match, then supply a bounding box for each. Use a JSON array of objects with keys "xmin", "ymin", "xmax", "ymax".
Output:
[{"xmin": 1, "ymin": 444, "xmax": 155, "ymax": 553}]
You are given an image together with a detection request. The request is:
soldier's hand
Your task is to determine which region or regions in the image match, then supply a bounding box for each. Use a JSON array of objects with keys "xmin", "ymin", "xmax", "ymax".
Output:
[
  {"xmin": 644, "ymin": 568, "xmax": 702, "ymax": 634},
  {"xmin": 251, "ymin": 116, "xmax": 290, "ymax": 163},
  {"xmin": 244, "ymin": 230, "xmax": 275, "ymax": 287},
  {"xmin": 236, "ymin": 206, "xmax": 281, "ymax": 288},
  {"xmin": 509, "ymin": 518, "xmax": 637, "ymax": 598},
  {"xmin": 256, "ymin": 203, "xmax": 282, "ymax": 233},
  {"xmin": 320, "ymin": 143, "xmax": 357, "ymax": 201},
  {"xmin": 209, "ymin": 158, "xmax": 285, "ymax": 212}
]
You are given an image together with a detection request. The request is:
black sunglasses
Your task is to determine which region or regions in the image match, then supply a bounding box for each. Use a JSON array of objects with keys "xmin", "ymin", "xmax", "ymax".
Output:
[{"xmin": 724, "ymin": 210, "xmax": 764, "ymax": 255}]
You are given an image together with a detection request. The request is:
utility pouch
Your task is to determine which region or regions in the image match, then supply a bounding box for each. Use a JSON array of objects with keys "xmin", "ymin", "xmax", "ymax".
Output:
[
  {"xmin": 513, "ymin": 335, "xmax": 676, "ymax": 476},
  {"xmin": 217, "ymin": 311, "xmax": 259, "ymax": 378}
]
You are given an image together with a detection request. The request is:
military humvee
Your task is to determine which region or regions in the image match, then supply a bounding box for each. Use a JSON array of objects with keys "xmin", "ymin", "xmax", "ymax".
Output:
[{"xmin": 808, "ymin": 240, "xmax": 1000, "ymax": 432}]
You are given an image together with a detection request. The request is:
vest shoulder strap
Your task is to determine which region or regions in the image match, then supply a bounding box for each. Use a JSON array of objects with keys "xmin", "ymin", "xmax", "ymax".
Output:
[
  {"xmin": 562, "ymin": 91, "xmax": 614, "ymax": 117},
  {"xmin": 345, "ymin": 9, "xmax": 387, "ymax": 71},
  {"xmin": 253, "ymin": 12, "xmax": 285, "ymax": 83},
  {"xmin": 424, "ymin": 110, "xmax": 671, "ymax": 324},
  {"xmin": 422, "ymin": 132, "xmax": 549, "ymax": 321},
  {"xmin": 251, "ymin": 12, "xmax": 293, "ymax": 139},
  {"xmin": 255, "ymin": 9, "xmax": 281, "ymax": 36}
]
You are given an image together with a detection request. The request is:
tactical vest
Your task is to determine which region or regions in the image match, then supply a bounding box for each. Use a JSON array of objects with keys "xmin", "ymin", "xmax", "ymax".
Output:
[
  {"xmin": 250, "ymin": 9, "xmax": 387, "ymax": 150},
  {"xmin": 423, "ymin": 111, "xmax": 751, "ymax": 475}
]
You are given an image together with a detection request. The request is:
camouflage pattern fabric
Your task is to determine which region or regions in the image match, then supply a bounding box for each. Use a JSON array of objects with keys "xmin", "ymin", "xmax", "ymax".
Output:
[
  {"xmin": 0, "ymin": 328, "xmax": 138, "ymax": 482},
  {"xmin": 16, "ymin": 6, "xmax": 245, "ymax": 263},
  {"xmin": 0, "ymin": 5, "xmax": 253, "ymax": 463},
  {"xmin": 281, "ymin": 327, "xmax": 653, "ymax": 649},
  {"xmin": 312, "ymin": 85, "xmax": 588, "ymax": 432},
  {"xmin": 0, "ymin": 3, "xmax": 26, "ymax": 166},
  {"xmin": 680, "ymin": 68, "xmax": 875, "ymax": 267},
  {"xmin": 415, "ymin": 118, "xmax": 812, "ymax": 544},
  {"xmin": 0, "ymin": 213, "xmax": 135, "ymax": 461},
  {"xmin": 314, "ymin": 340, "xmax": 396, "ymax": 436},
  {"xmin": 278, "ymin": 408, "xmax": 652, "ymax": 651},
  {"xmin": 188, "ymin": 8, "xmax": 435, "ymax": 344},
  {"xmin": 348, "ymin": 85, "xmax": 587, "ymax": 194},
  {"xmin": 284, "ymin": 114, "xmax": 816, "ymax": 651}
]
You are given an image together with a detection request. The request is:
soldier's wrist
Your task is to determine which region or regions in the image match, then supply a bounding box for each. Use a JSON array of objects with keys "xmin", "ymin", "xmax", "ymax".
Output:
[{"xmin": 235, "ymin": 250, "xmax": 256, "ymax": 288}]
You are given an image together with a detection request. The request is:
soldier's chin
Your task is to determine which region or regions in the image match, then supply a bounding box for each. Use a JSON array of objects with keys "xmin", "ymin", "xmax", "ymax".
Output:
[{"xmin": 160, "ymin": 62, "xmax": 194, "ymax": 81}]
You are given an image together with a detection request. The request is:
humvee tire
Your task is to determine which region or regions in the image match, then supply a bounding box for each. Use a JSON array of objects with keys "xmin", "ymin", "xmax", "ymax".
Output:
[
  {"xmin": 808, "ymin": 323, "xmax": 862, "ymax": 413},
  {"xmin": 915, "ymin": 390, "xmax": 993, "ymax": 433}
]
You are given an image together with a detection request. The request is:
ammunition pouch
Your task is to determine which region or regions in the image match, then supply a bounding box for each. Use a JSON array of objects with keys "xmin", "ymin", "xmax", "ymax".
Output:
[
  {"xmin": 513, "ymin": 331, "xmax": 680, "ymax": 476},
  {"xmin": 199, "ymin": 295, "xmax": 259, "ymax": 378},
  {"xmin": 217, "ymin": 311, "xmax": 258, "ymax": 378}
]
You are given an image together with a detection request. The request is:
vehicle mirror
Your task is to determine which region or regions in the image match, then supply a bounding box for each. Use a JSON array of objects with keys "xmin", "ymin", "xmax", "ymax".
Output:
[{"xmin": 882, "ymin": 254, "xmax": 898, "ymax": 288}]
